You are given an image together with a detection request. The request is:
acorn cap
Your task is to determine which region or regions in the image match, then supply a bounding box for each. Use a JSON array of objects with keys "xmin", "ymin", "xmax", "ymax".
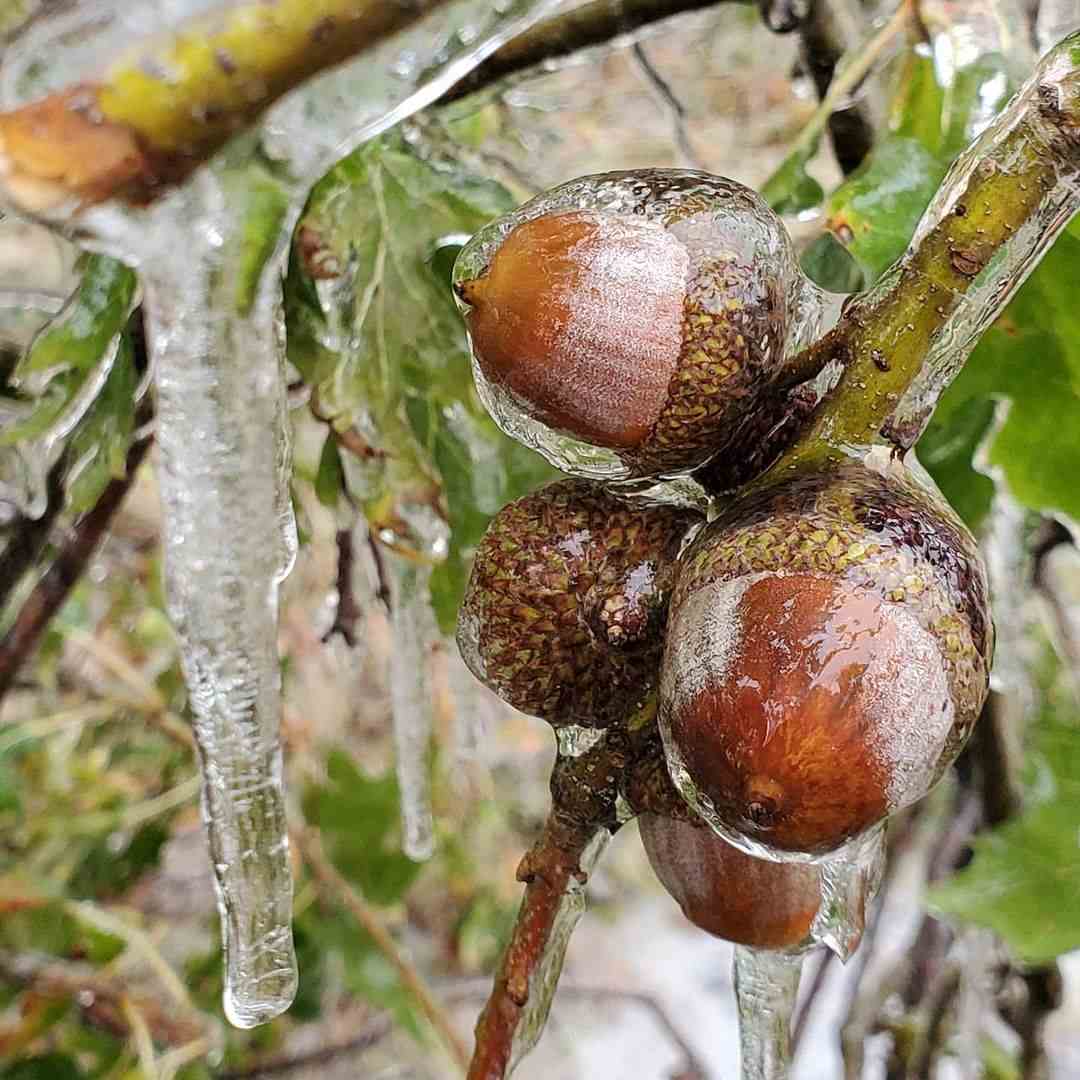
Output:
[
  {"xmin": 639, "ymin": 812, "xmax": 820, "ymax": 949},
  {"xmin": 457, "ymin": 479, "xmax": 702, "ymax": 728}
]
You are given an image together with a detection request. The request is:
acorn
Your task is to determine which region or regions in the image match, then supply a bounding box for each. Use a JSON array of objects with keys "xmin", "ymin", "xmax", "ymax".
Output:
[
  {"xmin": 639, "ymin": 812, "xmax": 821, "ymax": 950},
  {"xmin": 457, "ymin": 478, "xmax": 702, "ymax": 729},
  {"xmin": 659, "ymin": 459, "xmax": 993, "ymax": 857},
  {"xmin": 453, "ymin": 169, "xmax": 804, "ymax": 481}
]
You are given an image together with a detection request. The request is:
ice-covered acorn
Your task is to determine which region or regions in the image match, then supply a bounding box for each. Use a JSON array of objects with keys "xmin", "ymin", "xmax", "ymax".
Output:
[
  {"xmin": 659, "ymin": 459, "xmax": 993, "ymax": 857},
  {"xmin": 453, "ymin": 169, "xmax": 831, "ymax": 481},
  {"xmin": 639, "ymin": 812, "xmax": 821, "ymax": 950},
  {"xmin": 457, "ymin": 478, "xmax": 702, "ymax": 729}
]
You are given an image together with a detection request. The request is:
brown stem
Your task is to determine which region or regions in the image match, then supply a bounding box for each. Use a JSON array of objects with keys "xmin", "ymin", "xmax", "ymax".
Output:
[
  {"xmin": 441, "ymin": 0, "xmax": 745, "ymax": 104},
  {"xmin": 0, "ymin": 450, "xmax": 68, "ymax": 611},
  {"xmin": 322, "ymin": 527, "xmax": 361, "ymax": 646},
  {"xmin": 0, "ymin": 428, "xmax": 151, "ymax": 701},
  {"xmin": 467, "ymin": 811, "xmax": 600, "ymax": 1080},
  {"xmin": 217, "ymin": 1013, "xmax": 394, "ymax": 1078}
]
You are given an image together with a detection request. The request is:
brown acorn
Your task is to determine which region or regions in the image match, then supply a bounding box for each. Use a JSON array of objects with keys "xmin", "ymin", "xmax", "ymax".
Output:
[
  {"xmin": 457, "ymin": 479, "xmax": 702, "ymax": 729},
  {"xmin": 454, "ymin": 170, "xmax": 800, "ymax": 479},
  {"xmin": 660, "ymin": 460, "xmax": 993, "ymax": 856},
  {"xmin": 639, "ymin": 812, "xmax": 821, "ymax": 949}
]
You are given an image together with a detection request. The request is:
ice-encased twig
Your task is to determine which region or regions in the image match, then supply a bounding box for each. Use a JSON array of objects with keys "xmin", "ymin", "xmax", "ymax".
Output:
[
  {"xmin": 776, "ymin": 31, "xmax": 1080, "ymax": 470},
  {"xmin": 467, "ymin": 812, "xmax": 610, "ymax": 1080},
  {"xmin": 733, "ymin": 946, "xmax": 803, "ymax": 1080}
]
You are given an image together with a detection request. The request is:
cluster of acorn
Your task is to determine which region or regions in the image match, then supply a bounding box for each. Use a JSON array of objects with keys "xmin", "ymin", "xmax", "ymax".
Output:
[{"xmin": 452, "ymin": 169, "xmax": 992, "ymax": 955}]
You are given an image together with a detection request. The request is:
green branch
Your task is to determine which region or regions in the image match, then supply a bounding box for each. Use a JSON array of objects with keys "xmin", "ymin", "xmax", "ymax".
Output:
[
  {"xmin": 0, "ymin": 0, "xmax": 458, "ymax": 210},
  {"xmin": 771, "ymin": 31, "xmax": 1080, "ymax": 479}
]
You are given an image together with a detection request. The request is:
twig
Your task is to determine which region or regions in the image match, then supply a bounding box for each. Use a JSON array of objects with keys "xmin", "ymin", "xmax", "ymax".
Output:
[
  {"xmin": 466, "ymin": 811, "xmax": 601, "ymax": 1080},
  {"xmin": 790, "ymin": 949, "xmax": 833, "ymax": 1052},
  {"xmin": 630, "ymin": 42, "xmax": 704, "ymax": 170},
  {"xmin": 441, "ymin": 0, "xmax": 745, "ymax": 104},
  {"xmin": 121, "ymin": 994, "xmax": 160, "ymax": 1080},
  {"xmin": 0, "ymin": 429, "xmax": 151, "ymax": 700},
  {"xmin": 322, "ymin": 528, "xmax": 362, "ymax": 646},
  {"xmin": 797, "ymin": 0, "xmax": 877, "ymax": 172},
  {"xmin": 0, "ymin": 450, "xmax": 67, "ymax": 612},
  {"xmin": 216, "ymin": 1014, "xmax": 394, "ymax": 1079},
  {"xmin": 0, "ymin": 0, "xmax": 464, "ymax": 210},
  {"xmin": 773, "ymin": 31, "xmax": 1080, "ymax": 472},
  {"xmin": 294, "ymin": 826, "xmax": 470, "ymax": 1073},
  {"xmin": 0, "ymin": 954, "xmax": 206, "ymax": 1048}
]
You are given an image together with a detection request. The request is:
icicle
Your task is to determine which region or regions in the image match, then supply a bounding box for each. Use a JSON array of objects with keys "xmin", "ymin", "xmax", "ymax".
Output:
[
  {"xmin": 128, "ymin": 172, "xmax": 298, "ymax": 1031},
  {"xmin": 446, "ymin": 642, "xmax": 489, "ymax": 765},
  {"xmin": 732, "ymin": 946, "xmax": 803, "ymax": 1080},
  {"xmin": 811, "ymin": 824, "xmax": 886, "ymax": 961},
  {"xmin": 0, "ymin": 0, "xmax": 565, "ymax": 1028},
  {"xmin": 508, "ymin": 828, "xmax": 611, "ymax": 1073},
  {"xmin": 386, "ymin": 553, "xmax": 439, "ymax": 862}
]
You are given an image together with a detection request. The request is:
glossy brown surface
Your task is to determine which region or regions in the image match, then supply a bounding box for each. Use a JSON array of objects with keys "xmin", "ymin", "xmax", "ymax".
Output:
[
  {"xmin": 662, "ymin": 462, "xmax": 992, "ymax": 855},
  {"xmin": 462, "ymin": 210, "xmax": 687, "ymax": 449},
  {"xmin": 639, "ymin": 812, "xmax": 820, "ymax": 949},
  {"xmin": 458, "ymin": 479, "xmax": 702, "ymax": 728}
]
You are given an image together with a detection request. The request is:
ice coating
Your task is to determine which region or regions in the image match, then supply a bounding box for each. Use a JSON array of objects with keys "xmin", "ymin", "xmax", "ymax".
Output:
[
  {"xmin": 388, "ymin": 554, "xmax": 437, "ymax": 862},
  {"xmin": 811, "ymin": 824, "xmax": 885, "ymax": 960},
  {"xmin": 508, "ymin": 828, "xmax": 611, "ymax": 1072},
  {"xmin": 881, "ymin": 34, "xmax": 1080, "ymax": 449},
  {"xmin": 639, "ymin": 813, "xmax": 821, "ymax": 950},
  {"xmin": 133, "ymin": 175, "xmax": 299, "ymax": 1029},
  {"xmin": 733, "ymin": 945, "xmax": 803, "ymax": 1080},
  {"xmin": 454, "ymin": 169, "xmax": 824, "ymax": 481},
  {"xmin": 0, "ymin": 0, "xmax": 564, "ymax": 1027},
  {"xmin": 659, "ymin": 460, "xmax": 991, "ymax": 860},
  {"xmin": 461, "ymin": 210, "xmax": 687, "ymax": 449}
]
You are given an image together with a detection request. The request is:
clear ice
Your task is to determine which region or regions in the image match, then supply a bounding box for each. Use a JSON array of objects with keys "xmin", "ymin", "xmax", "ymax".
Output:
[
  {"xmin": 733, "ymin": 945, "xmax": 803, "ymax": 1080},
  {"xmin": 508, "ymin": 827, "xmax": 612, "ymax": 1073},
  {"xmin": 885, "ymin": 32, "xmax": 1080, "ymax": 448},
  {"xmin": 387, "ymin": 553, "xmax": 438, "ymax": 862},
  {"xmin": 0, "ymin": 0, "xmax": 561, "ymax": 1025}
]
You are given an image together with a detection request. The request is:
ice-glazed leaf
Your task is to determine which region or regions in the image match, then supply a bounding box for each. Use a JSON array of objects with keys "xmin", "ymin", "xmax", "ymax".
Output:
[
  {"xmin": 285, "ymin": 134, "xmax": 553, "ymax": 630},
  {"xmin": 823, "ymin": 135, "xmax": 946, "ymax": 281},
  {"xmin": 761, "ymin": 149, "xmax": 824, "ymax": 215},
  {"xmin": 63, "ymin": 328, "xmax": 138, "ymax": 513},
  {"xmin": 302, "ymin": 749, "xmax": 422, "ymax": 906},
  {"xmin": 923, "ymin": 226, "xmax": 1080, "ymax": 525},
  {"xmin": 14, "ymin": 256, "xmax": 135, "ymax": 380},
  {"xmin": 929, "ymin": 702, "xmax": 1080, "ymax": 964}
]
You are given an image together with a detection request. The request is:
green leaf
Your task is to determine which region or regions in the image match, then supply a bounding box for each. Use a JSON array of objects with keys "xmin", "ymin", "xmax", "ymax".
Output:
[
  {"xmin": 285, "ymin": 134, "xmax": 553, "ymax": 626},
  {"xmin": 824, "ymin": 135, "xmax": 946, "ymax": 282},
  {"xmin": 1, "ymin": 1055, "xmax": 86, "ymax": 1080},
  {"xmin": 916, "ymin": 396, "xmax": 996, "ymax": 531},
  {"xmin": 920, "ymin": 229, "xmax": 1080, "ymax": 524},
  {"xmin": 63, "ymin": 330, "xmax": 138, "ymax": 513},
  {"xmin": 314, "ymin": 433, "xmax": 344, "ymax": 509},
  {"xmin": 0, "ymin": 255, "xmax": 136, "ymax": 448},
  {"xmin": 15, "ymin": 256, "xmax": 136, "ymax": 379},
  {"xmin": 68, "ymin": 822, "xmax": 170, "ymax": 901},
  {"xmin": 929, "ymin": 702, "xmax": 1080, "ymax": 964},
  {"xmin": 761, "ymin": 150, "xmax": 824, "ymax": 215},
  {"xmin": 303, "ymin": 749, "xmax": 423, "ymax": 904}
]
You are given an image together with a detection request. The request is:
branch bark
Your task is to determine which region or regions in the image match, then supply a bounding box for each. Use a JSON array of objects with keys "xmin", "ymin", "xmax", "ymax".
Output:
[
  {"xmin": 0, "ymin": 423, "xmax": 151, "ymax": 700},
  {"xmin": 467, "ymin": 810, "xmax": 602, "ymax": 1080}
]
